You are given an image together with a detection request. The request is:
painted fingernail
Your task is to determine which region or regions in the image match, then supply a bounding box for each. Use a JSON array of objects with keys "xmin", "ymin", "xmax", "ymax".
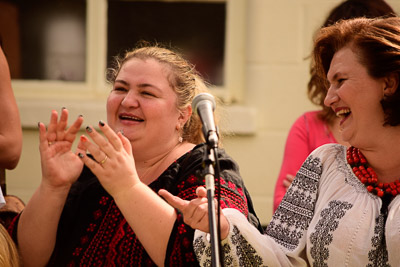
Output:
[
  {"xmin": 80, "ymin": 135, "xmax": 87, "ymax": 142},
  {"xmin": 99, "ymin": 120, "xmax": 105, "ymax": 127},
  {"xmin": 120, "ymin": 129, "xmax": 124, "ymax": 136},
  {"xmin": 62, "ymin": 107, "xmax": 66, "ymax": 110},
  {"xmin": 78, "ymin": 153, "xmax": 84, "ymax": 158},
  {"xmin": 38, "ymin": 122, "xmax": 41, "ymax": 128},
  {"xmin": 78, "ymin": 114, "xmax": 83, "ymax": 118},
  {"xmin": 86, "ymin": 126, "xmax": 92, "ymax": 133}
]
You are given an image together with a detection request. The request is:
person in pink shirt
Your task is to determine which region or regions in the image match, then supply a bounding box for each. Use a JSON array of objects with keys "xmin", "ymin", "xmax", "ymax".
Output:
[
  {"xmin": 273, "ymin": 0, "xmax": 396, "ymax": 212},
  {"xmin": 273, "ymin": 111, "xmax": 339, "ymax": 211}
]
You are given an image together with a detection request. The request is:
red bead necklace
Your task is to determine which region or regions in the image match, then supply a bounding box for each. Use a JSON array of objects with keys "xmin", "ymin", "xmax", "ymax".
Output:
[{"xmin": 347, "ymin": 146, "xmax": 400, "ymax": 198}]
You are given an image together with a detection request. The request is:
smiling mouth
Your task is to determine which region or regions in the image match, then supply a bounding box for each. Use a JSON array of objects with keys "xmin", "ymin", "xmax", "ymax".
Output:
[
  {"xmin": 336, "ymin": 108, "xmax": 351, "ymax": 119},
  {"xmin": 119, "ymin": 115, "xmax": 144, "ymax": 122}
]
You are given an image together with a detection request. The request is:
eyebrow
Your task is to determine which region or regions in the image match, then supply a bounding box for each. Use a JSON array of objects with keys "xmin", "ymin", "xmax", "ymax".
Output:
[
  {"xmin": 115, "ymin": 79, "xmax": 162, "ymax": 93},
  {"xmin": 327, "ymin": 71, "xmax": 342, "ymax": 83},
  {"xmin": 115, "ymin": 79, "xmax": 129, "ymax": 86}
]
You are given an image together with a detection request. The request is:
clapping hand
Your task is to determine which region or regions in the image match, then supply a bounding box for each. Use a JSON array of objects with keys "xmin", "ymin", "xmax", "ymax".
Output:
[
  {"xmin": 38, "ymin": 109, "xmax": 84, "ymax": 189},
  {"xmin": 77, "ymin": 121, "xmax": 140, "ymax": 199}
]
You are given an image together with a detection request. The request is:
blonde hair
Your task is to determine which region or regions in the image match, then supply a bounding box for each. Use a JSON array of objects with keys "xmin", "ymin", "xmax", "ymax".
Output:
[
  {"xmin": 107, "ymin": 44, "xmax": 215, "ymax": 144},
  {"xmin": 0, "ymin": 224, "xmax": 20, "ymax": 267}
]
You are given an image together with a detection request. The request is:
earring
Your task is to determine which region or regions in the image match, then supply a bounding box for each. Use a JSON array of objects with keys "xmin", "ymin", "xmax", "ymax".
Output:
[{"xmin": 178, "ymin": 136, "xmax": 183, "ymax": 143}]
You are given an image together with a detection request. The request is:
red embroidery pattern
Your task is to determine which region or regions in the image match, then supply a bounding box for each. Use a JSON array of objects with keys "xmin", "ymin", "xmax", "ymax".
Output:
[
  {"xmin": 8, "ymin": 146, "xmax": 256, "ymax": 266},
  {"xmin": 67, "ymin": 185, "xmax": 204, "ymax": 266}
]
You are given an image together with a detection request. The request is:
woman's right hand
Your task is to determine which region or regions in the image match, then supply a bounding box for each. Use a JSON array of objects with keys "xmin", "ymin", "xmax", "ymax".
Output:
[{"xmin": 38, "ymin": 108, "xmax": 84, "ymax": 189}]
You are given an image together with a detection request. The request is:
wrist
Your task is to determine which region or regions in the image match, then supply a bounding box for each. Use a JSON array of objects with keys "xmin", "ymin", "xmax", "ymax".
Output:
[
  {"xmin": 39, "ymin": 180, "xmax": 71, "ymax": 196},
  {"xmin": 111, "ymin": 181, "xmax": 143, "ymax": 204},
  {"xmin": 221, "ymin": 215, "xmax": 230, "ymax": 240}
]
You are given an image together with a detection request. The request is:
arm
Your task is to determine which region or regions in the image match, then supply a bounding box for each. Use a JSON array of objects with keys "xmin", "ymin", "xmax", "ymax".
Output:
[
  {"xmin": 160, "ymin": 186, "xmax": 309, "ymax": 266},
  {"xmin": 0, "ymin": 46, "xmax": 22, "ymax": 169},
  {"xmin": 17, "ymin": 109, "xmax": 84, "ymax": 267},
  {"xmin": 78, "ymin": 122, "xmax": 175, "ymax": 266},
  {"xmin": 194, "ymin": 208, "xmax": 308, "ymax": 266},
  {"xmin": 164, "ymin": 147, "xmax": 329, "ymax": 266},
  {"xmin": 274, "ymin": 114, "xmax": 312, "ymax": 211},
  {"xmin": 78, "ymin": 123, "xmax": 255, "ymax": 266}
]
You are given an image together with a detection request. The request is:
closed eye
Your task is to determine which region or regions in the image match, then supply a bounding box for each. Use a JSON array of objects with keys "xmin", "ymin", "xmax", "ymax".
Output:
[
  {"xmin": 141, "ymin": 91, "xmax": 156, "ymax": 97},
  {"xmin": 113, "ymin": 86, "xmax": 128, "ymax": 92}
]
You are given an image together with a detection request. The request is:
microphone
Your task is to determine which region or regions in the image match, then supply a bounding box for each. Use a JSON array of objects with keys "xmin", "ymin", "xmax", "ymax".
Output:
[
  {"xmin": 192, "ymin": 93, "xmax": 219, "ymax": 148},
  {"xmin": 192, "ymin": 93, "xmax": 222, "ymax": 265}
]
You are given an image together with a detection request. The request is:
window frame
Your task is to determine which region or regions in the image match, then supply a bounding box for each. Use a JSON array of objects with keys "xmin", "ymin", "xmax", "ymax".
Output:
[{"xmin": 13, "ymin": 0, "xmax": 246, "ymax": 128}]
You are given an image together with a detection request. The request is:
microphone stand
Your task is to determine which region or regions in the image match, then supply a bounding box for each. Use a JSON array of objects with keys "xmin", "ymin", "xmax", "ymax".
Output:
[{"xmin": 202, "ymin": 131, "xmax": 221, "ymax": 267}]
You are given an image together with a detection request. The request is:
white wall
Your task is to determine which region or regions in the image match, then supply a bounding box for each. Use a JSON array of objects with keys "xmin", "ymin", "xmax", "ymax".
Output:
[{"xmin": 6, "ymin": 0, "xmax": 400, "ymax": 225}]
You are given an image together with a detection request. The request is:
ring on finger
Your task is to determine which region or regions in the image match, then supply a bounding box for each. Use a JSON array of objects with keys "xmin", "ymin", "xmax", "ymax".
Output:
[{"xmin": 99, "ymin": 155, "xmax": 108, "ymax": 166}]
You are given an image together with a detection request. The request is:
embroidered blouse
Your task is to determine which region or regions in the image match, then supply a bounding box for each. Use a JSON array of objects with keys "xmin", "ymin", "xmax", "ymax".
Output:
[
  {"xmin": 194, "ymin": 144, "xmax": 400, "ymax": 266},
  {"xmin": 10, "ymin": 144, "xmax": 261, "ymax": 266}
]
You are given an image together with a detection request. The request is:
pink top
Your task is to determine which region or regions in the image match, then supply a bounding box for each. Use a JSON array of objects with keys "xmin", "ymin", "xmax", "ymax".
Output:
[{"xmin": 273, "ymin": 111, "xmax": 337, "ymax": 212}]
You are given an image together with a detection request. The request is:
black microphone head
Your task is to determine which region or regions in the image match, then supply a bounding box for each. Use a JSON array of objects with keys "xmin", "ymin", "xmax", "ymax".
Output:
[{"xmin": 192, "ymin": 93, "xmax": 216, "ymax": 114}]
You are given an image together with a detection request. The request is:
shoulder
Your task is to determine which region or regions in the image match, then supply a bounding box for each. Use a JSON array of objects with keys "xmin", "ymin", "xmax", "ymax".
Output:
[
  {"xmin": 290, "ymin": 110, "xmax": 323, "ymax": 130},
  {"xmin": 302, "ymin": 110, "xmax": 326, "ymax": 126},
  {"xmin": 188, "ymin": 144, "xmax": 242, "ymax": 182},
  {"xmin": 305, "ymin": 143, "xmax": 346, "ymax": 169},
  {"xmin": 189, "ymin": 143, "xmax": 235, "ymax": 164},
  {"xmin": 311, "ymin": 143, "xmax": 345, "ymax": 156}
]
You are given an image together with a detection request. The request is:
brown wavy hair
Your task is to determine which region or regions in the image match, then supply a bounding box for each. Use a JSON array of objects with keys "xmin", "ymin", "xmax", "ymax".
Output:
[
  {"xmin": 313, "ymin": 17, "xmax": 400, "ymax": 126},
  {"xmin": 308, "ymin": 0, "xmax": 396, "ymax": 124}
]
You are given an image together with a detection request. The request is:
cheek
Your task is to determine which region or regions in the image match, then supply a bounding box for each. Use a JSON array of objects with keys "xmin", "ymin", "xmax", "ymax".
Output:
[
  {"xmin": 107, "ymin": 94, "xmax": 121, "ymax": 108},
  {"xmin": 106, "ymin": 95, "xmax": 121, "ymax": 118}
]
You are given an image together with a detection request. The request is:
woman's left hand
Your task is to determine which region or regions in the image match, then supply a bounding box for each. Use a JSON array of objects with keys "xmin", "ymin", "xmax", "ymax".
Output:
[
  {"xmin": 159, "ymin": 187, "xmax": 230, "ymax": 239},
  {"xmin": 77, "ymin": 121, "xmax": 140, "ymax": 197}
]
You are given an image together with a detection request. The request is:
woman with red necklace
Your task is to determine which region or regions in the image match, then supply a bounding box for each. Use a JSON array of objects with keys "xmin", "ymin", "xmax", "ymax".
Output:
[{"xmin": 161, "ymin": 17, "xmax": 400, "ymax": 266}]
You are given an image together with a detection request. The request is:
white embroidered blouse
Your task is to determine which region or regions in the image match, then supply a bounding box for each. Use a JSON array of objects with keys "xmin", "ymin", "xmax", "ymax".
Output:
[{"xmin": 193, "ymin": 144, "xmax": 400, "ymax": 266}]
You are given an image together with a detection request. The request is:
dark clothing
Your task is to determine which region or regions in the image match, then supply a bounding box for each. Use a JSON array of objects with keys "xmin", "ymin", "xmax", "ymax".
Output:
[{"xmin": 10, "ymin": 144, "xmax": 261, "ymax": 266}]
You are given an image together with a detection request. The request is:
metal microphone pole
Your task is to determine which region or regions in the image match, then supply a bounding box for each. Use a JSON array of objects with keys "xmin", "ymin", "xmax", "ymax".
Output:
[
  {"xmin": 203, "ymin": 144, "xmax": 220, "ymax": 267},
  {"xmin": 202, "ymin": 129, "xmax": 221, "ymax": 267}
]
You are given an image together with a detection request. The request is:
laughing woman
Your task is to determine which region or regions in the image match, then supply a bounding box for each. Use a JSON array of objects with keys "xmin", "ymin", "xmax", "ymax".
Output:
[
  {"xmin": 9, "ymin": 45, "xmax": 261, "ymax": 266},
  {"xmin": 163, "ymin": 17, "xmax": 400, "ymax": 266}
]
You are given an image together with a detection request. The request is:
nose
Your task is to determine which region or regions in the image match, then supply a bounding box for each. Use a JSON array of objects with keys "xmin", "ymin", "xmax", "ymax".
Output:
[
  {"xmin": 324, "ymin": 85, "xmax": 339, "ymax": 107},
  {"xmin": 121, "ymin": 90, "xmax": 139, "ymax": 108}
]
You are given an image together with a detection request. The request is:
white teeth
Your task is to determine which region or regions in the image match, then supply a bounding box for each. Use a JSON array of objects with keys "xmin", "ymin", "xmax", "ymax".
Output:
[
  {"xmin": 336, "ymin": 108, "xmax": 351, "ymax": 117},
  {"xmin": 121, "ymin": 115, "xmax": 142, "ymax": 121}
]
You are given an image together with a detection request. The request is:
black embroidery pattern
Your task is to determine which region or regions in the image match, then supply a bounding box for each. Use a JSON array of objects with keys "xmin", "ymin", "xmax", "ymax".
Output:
[
  {"xmin": 222, "ymin": 243, "xmax": 234, "ymax": 266},
  {"xmin": 309, "ymin": 200, "xmax": 353, "ymax": 267},
  {"xmin": 367, "ymin": 214, "xmax": 390, "ymax": 267},
  {"xmin": 193, "ymin": 235, "xmax": 234, "ymax": 266},
  {"xmin": 265, "ymin": 155, "xmax": 322, "ymax": 250},
  {"xmin": 194, "ymin": 236, "xmax": 211, "ymax": 266},
  {"xmin": 230, "ymin": 226, "xmax": 267, "ymax": 266}
]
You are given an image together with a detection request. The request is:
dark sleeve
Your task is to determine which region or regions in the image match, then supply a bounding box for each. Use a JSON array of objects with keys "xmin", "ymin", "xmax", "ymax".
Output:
[
  {"xmin": 164, "ymin": 145, "xmax": 262, "ymax": 266},
  {"xmin": 7, "ymin": 212, "xmax": 20, "ymax": 244}
]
